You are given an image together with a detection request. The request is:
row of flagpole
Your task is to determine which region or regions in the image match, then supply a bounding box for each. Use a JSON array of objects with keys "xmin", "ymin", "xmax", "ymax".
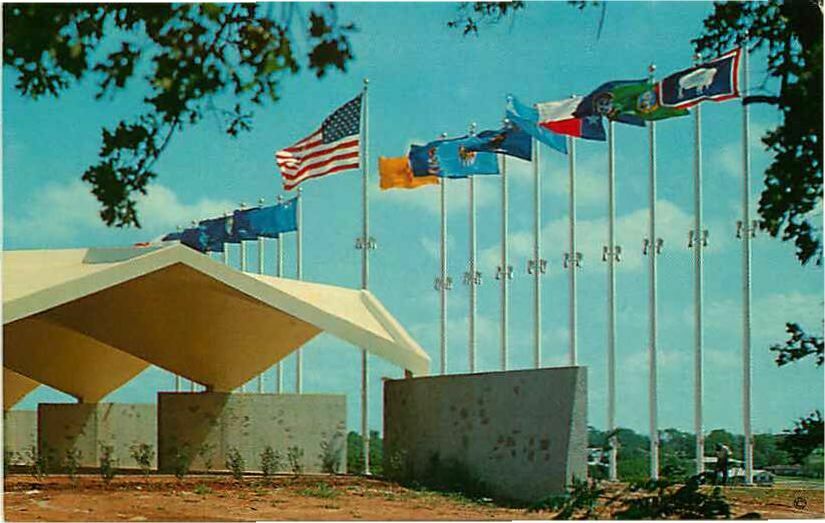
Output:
[{"xmin": 237, "ymin": 41, "xmax": 755, "ymax": 482}]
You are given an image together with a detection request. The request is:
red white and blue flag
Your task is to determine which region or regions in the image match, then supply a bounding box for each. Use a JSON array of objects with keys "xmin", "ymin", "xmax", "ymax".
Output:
[
  {"xmin": 536, "ymin": 96, "xmax": 606, "ymax": 141},
  {"xmin": 276, "ymin": 94, "xmax": 362, "ymax": 190},
  {"xmin": 658, "ymin": 48, "xmax": 741, "ymax": 109}
]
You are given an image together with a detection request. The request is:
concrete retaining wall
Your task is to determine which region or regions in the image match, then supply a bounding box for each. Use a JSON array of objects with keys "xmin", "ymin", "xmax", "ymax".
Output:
[
  {"xmin": 38, "ymin": 403, "xmax": 156, "ymax": 469},
  {"xmin": 157, "ymin": 393, "xmax": 347, "ymax": 474},
  {"xmin": 4, "ymin": 410, "xmax": 37, "ymax": 465},
  {"xmin": 383, "ymin": 366, "xmax": 587, "ymax": 503}
]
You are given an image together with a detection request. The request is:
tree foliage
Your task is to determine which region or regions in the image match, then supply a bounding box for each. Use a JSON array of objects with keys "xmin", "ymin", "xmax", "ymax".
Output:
[
  {"xmin": 770, "ymin": 322, "xmax": 825, "ymax": 367},
  {"xmin": 447, "ymin": 2, "xmax": 525, "ymax": 36},
  {"xmin": 779, "ymin": 410, "xmax": 824, "ymax": 464},
  {"xmin": 693, "ymin": 1, "xmax": 824, "ymax": 266},
  {"xmin": 3, "ymin": 3, "xmax": 356, "ymax": 227}
]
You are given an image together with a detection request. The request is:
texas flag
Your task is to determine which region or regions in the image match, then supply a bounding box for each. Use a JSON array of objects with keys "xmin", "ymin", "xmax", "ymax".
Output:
[{"xmin": 536, "ymin": 96, "xmax": 606, "ymax": 141}]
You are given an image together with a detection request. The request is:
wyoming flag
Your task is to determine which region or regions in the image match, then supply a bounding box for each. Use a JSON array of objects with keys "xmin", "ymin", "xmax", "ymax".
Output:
[{"xmin": 379, "ymin": 157, "xmax": 439, "ymax": 190}]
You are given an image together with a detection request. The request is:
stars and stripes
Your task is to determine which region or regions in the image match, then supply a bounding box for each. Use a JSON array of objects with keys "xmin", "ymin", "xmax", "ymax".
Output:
[{"xmin": 276, "ymin": 94, "xmax": 363, "ymax": 190}]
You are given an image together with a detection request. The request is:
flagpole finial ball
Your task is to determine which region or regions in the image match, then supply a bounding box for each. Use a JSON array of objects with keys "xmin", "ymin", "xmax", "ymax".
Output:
[
  {"xmin": 441, "ymin": 132, "xmax": 448, "ymax": 139},
  {"xmin": 648, "ymin": 63, "xmax": 656, "ymax": 74},
  {"xmin": 363, "ymin": 78, "xmax": 369, "ymax": 87},
  {"xmin": 258, "ymin": 198, "xmax": 265, "ymax": 206}
]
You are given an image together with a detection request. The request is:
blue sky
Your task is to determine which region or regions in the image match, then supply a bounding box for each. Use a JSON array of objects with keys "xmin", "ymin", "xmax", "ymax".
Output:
[{"xmin": 4, "ymin": 2, "xmax": 822, "ymax": 438}]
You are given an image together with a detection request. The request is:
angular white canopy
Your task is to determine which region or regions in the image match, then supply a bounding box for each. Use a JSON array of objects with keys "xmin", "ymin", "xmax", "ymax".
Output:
[{"xmin": 3, "ymin": 245, "xmax": 429, "ymax": 406}]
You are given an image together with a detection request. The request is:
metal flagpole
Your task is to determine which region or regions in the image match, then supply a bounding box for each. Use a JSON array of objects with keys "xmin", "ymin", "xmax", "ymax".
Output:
[
  {"xmin": 646, "ymin": 63, "xmax": 661, "ymax": 481},
  {"xmin": 257, "ymin": 198, "xmax": 266, "ymax": 394},
  {"xmin": 528, "ymin": 137, "xmax": 545, "ymax": 369},
  {"xmin": 465, "ymin": 122, "xmax": 479, "ymax": 373},
  {"xmin": 606, "ymin": 120, "xmax": 619, "ymax": 482},
  {"xmin": 355, "ymin": 78, "xmax": 374, "ymax": 475},
  {"xmin": 238, "ymin": 203, "xmax": 247, "ymax": 393},
  {"xmin": 295, "ymin": 188, "xmax": 303, "ymax": 394},
  {"xmin": 496, "ymin": 138, "xmax": 512, "ymax": 371},
  {"xmin": 566, "ymin": 134, "xmax": 580, "ymax": 366},
  {"xmin": 275, "ymin": 195, "xmax": 285, "ymax": 394},
  {"xmin": 175, "ymin": 375, "xmax": 181, "ymax": 392},
  {"xmin": 740, "ymin": 37, "xmax": 754, "ymax": 486},
  {"xmin": 690, "ymin": 53, "xmax": 706, "ymax": 474},
  {"xmin": 436, "ymin": 131, "xmax": 451, "ymax": 375}
]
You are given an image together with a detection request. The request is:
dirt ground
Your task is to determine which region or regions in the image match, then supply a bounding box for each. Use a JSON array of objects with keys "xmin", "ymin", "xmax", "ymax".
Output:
[{"xmin": 4, "ymin": 473, "xmax": 823, "ymax": 521}]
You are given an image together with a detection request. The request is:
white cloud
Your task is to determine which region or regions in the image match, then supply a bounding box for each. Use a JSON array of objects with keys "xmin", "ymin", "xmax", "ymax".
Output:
[
  {"xmin": 701, "ymin": 291, "xmax": 823, "ymax": 342},
  {"xmin": 5, "ymin": 180, "xmax": 234, "ymax": 245}
]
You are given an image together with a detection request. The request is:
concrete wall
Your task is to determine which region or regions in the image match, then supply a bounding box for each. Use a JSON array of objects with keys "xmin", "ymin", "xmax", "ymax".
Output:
[
  {"xmin": 38, "ymin": 403, "xmax": 156, "ymax": 469},
  {"xmin": 4, "ymin": 410, "xmax": 37, "ymax": 465},
  {"xmin": 157, "ymin": 393, "xmax": 347, "ymax": 474},
  {"xmin": 383, "ymin": 366, "xmax": 587, "ymax": 503}
]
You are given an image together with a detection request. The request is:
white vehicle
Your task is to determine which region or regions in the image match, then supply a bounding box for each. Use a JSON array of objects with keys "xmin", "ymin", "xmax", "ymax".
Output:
[{"xmin": 679, "ymin": 67, "xmax": 717, "ymax": 97}]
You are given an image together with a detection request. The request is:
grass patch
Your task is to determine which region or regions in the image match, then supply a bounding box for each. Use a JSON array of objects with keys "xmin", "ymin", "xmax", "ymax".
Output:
[{"xmin": 298, "ymin": 483, "xmax": 339, "ymax": 499}]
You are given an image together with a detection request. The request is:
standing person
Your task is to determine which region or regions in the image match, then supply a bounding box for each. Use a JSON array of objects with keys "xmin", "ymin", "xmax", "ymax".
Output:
[{"xmin": 715, "ymin": 443, "xmax": 731, "ymax": 485}]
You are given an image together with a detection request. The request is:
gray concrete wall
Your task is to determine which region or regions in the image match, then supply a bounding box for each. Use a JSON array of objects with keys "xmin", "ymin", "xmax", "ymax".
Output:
[
  {"xmin": 38, "ymin": 403, "xmax": 156, "ymax": 469},
  {"xmin": 157, "ymin": 393, "xmax": 346, "ymax": 474},
  {"xmin": 383, "ymin": 366, "xmax": 587, "ymax": 503},
  {"xmin": 4, "ymin": 410, "xmax": 37, "ymax": 465}
]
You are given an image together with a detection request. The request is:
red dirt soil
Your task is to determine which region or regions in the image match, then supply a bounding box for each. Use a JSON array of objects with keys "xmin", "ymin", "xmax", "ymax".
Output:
[{"xmin": 4, "ymin": 474, "xmax": 823, "ymax": 521}]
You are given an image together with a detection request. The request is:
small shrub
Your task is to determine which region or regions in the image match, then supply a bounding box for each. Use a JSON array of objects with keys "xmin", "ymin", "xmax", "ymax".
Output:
[
  {"xmin": 4, "ymin": 450, "xmax": 18, "ymax": 474},
  {"xmin": 25, "ymin": 445, "xmax": 53, "ymax": 481},
  {"xmin": 226, "ymin": 447, "xmax": 245, "ymax": 480},
  {"xmin": 530, "ymin": 477, "xmax": 603, "ymax": 519},
  {"xmin": 196, "ymin": 442, "xmax": 216, "ymax": 473},
  {"xmin": 99, "ymin": 444, "xmax": 117, "ymax": 485},
  {"xmin": 194, "ymin": 483, "xmax": 212, "ymax": 495},
  {"xmin": 615, "ymin": 472, "xmax": 732, "ymax": 520},
  {"xmin": 260, "ymin": 446, "xmax": 281, "ymax": 478},
  {"xmin": 319, "ymin": 435, "xmax": 342, "ymax": 474},
  {"xmin": 64, "ymin": 448, "xmax": 82, "ymax": 484},
  {"xmin": 172, "ymin": 444, "xmax": 192, "ymax": 480},
  {"xmin": 129, "ymin": 442, "xmax": 154, "ymax": 477},
  {"xmin": 385, "ymin": 448, "xmax": 412, "ymax": 482},
  {"xmin": 287, "ymin": 446, "xmax": 304, "ymax": 475},
  {"xmin": 421, "ymin": 452, "xmax": 489, "ymax": 499}
]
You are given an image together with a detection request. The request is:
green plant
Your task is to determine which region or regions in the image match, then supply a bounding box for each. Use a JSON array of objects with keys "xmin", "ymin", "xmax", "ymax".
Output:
[
  {"xmin": 25, "ymin": 444, "xmax": 53, "ymax": 481},
  {"xmin": 4, "ymin": 450, "xmax": 18, "ymax": 474},
  {"xmin": 64, "ymin": 447, "xmax": 83, "ymax": 484},
  {"xmin": 196, "ymin": 442, "xmax": 216, "ymax": 473},
  {"xmin": 193, "ymin": 482, "xmax": 212, "ymax": 495},
  {"xmin": 225, "ymin": 447, "xmax": 245, "ymax": 481},
  {"xmin": 420, "ymin": 452, "xmax": 489, "ymax": 500},
  {"xmin": 384, "ymin": 448, "xmax": 412, "ymax": 483},
  {"xmin": 530, "ymin": 477, "xmax": 604, "ymax": 519},
  {"xmin": 287, "ymin": 446, "xmax": 304, "ymax": 475},
  {"xmin": 319, "ymin": 435, "xmax": 342, "ymax": 474},
  {"xmin": 614, "ymin": 473, "xmax": 731, "ymax": 520},
  {"xmin": 129, "ymin": 442, "xmax": 155, "ymax": 477},
  {"xmin": 298, "ymin": 483, "xmax": 339, "ymax": 499},
  {"xmin": 172, "ymin": 444, "xmax": 192, "ymax": 480},
  {"xmin": 260, "ymin": 446, "xmax": 281, "ymax": 478},
  {"xmin": 99, "ymin": 443, "xmax": 117, "ymax": 485}
]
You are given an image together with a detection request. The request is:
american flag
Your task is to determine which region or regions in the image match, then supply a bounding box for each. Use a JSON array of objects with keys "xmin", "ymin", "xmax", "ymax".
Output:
[{"xmin": 276, "ymin": 94, "xmax": 363, "ymax": 190}]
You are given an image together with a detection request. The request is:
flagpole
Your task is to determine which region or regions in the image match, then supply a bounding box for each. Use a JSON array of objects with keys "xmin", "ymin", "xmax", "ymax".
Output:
[
  {"xmin": 740, "ymin": 36, "xmax": 754, "ymax": 486},
  {"xmin": 646, "ymin": 63, "xmax": 660, "ymax": 481},
  {"xmin": 498, "ymin": 132, "xmax": 511, "ymax": 371},
  {"xmin": 530, "ymin": 137, "xmax": 543, "ymax": 369},
  {"xmin": 466, "ymin": 122, "xmax": 479, "ymax": 373},
  {"xmin": 437, "ymin": 132, "xmax": 450, "ymax": 375},
  {"xmin": 239, "ymin": 203, "xmax": 247, "ymax": 393},
  {"xmin": 567, "ymin": 134, "xmax": 579, "ymax": 366},
  {"xmin": 276, "ymin": 195, "xmax": 285, "ymax": 394},
  {"xmin": 257, "ymin": 198, "xmax": 266, "ymax": 394},
  {"xmin": 295, "ymin": 188, "xmax": 303, "ymax": 394},
  {"xmin": 691, "ymin": 53, "xmax": 705, "ymax": 475},
  {"xmin": 358, "ymin": 78, "xmax": 373, "ymax": 475},
  {"xmin": 606, "ymin": 120, "xmax": 619, "ymax": 482}
]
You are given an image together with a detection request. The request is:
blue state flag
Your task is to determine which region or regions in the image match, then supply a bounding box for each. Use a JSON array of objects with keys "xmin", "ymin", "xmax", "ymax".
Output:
[
  {"xmin": 658, "ymin": 48, "xmax": 741, "ymax": 108},
  {"xmin": 468, "ymin": 124, "xmax": 532, "ymax": 161},
  {"xmin": 505, "ymin": 95, "xmax": 567, "ymax": 154},
  {"xmin": 180, "ymin": 226, "xmax": 208, "ymax": 252},
  {"xmin": 273, "ymin": 198, "xmax": 298, "ymax": 233},
  {"xmin": 409, "ymin": 136, "xmax": 499, "ymax": 178},
  {"xmin": 199, "ymin": 216, "xmax": 233, "ymax": 252}
]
